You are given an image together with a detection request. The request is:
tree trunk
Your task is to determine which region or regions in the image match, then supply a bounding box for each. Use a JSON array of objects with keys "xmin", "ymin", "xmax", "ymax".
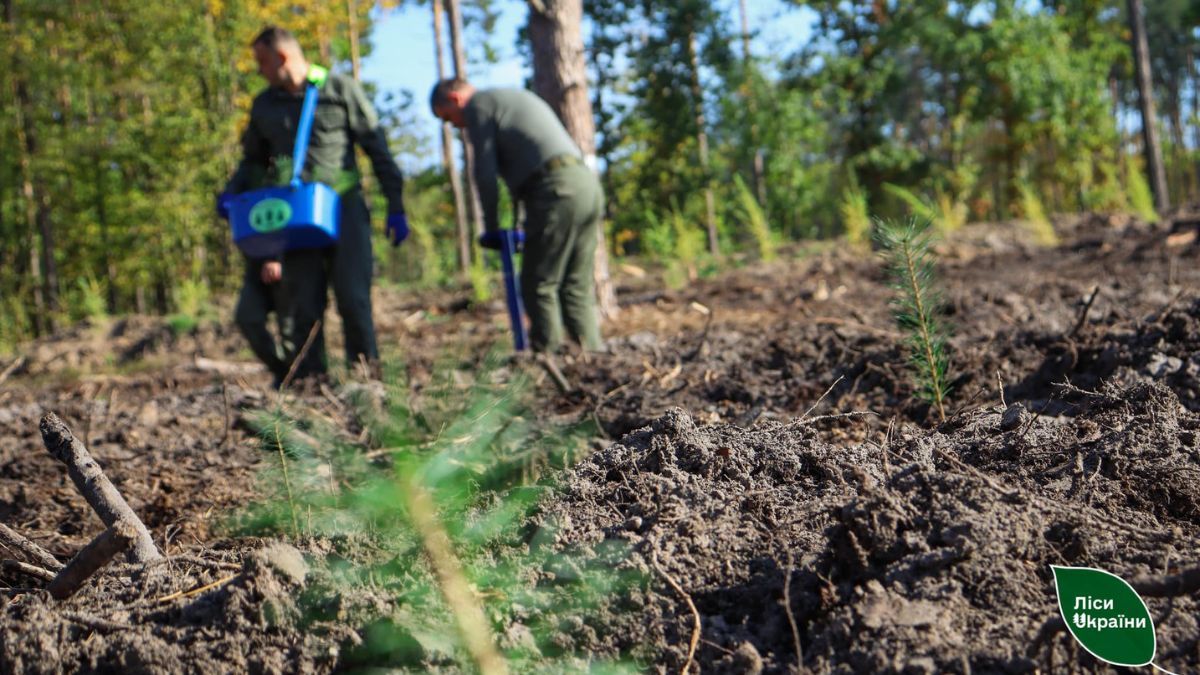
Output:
[
  {"xmin": 8, "ymin": 38, "xmax": 54, "ymax": 333},
  {"xmin": 347, "ymin": 0, "xmax": 362, "ymax": 81},
  {"xmin": 433, "ymin": 0, "xmax": 471, "ymax": 274},
  {"xmin": 738, "ymin": 0, "xmax": 767, "ymax": 207},
  {"xmin": 527, "ymin": 0, "xmax": 618, "ymax": 319},
  {"xmin": 686, "ymin": 29, "xmax": 719, "ymax": 256},
  {"xmin": 445, "ymin": 0, "xmax": 486, "ymax": 243},
  {"xmin": 1127, "ymin": 0, "xmax": 1169, "ymax": 213}
]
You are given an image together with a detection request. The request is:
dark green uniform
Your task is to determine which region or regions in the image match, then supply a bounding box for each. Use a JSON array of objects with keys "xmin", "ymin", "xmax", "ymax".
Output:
[
  {"xmin": 233, "ymin": 257, "xmax": 291, "ymax": 383},
  {"xmin": 465, "ymin": 88, "xmax": 603, "ymax": 352},
  {"xmin": 225, "ymin": 66, "xmax": 406, "ymax": 377}
]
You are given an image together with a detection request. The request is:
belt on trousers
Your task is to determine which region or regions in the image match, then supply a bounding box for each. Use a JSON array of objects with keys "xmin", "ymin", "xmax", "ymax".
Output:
[{"xmin": 518, "ymin": 154, "xmax": 583, "ymax": 197}]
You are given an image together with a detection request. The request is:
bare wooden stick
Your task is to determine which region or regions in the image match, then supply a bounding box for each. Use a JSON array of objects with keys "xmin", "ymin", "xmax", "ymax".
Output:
[
  {"xmin": 48, "ymin": 521, "xmax": 137, "ymax": 600},
  {"xmin": 39, "ymin": 412, "xmax": 162, "ymax": 563},
  {"xmin": 2, "ymin": 559, "xmax": 56, "ymax": 582},
  {"xmin": 0, "ymin": 523, "xmax": 62, "ymax": 570}
]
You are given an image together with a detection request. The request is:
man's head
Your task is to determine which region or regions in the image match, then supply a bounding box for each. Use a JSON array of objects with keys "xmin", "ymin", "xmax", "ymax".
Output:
[
  {"xmin": 429, "ymin": 79, "xmax": 476, "ymax": 128},
  {"xmin": 252, "ymin": 26, "xmax": 307, "ymax": 92}
]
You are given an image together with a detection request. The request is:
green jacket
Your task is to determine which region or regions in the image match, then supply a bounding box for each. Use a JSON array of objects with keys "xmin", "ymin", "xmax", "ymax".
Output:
[
  {"xmin": 464, "ymin": 88, "xmax": 581, "ymax": 232},
  {"xmin": 225, "ymin": 66, "xmax": 406, "ymax": 213}
]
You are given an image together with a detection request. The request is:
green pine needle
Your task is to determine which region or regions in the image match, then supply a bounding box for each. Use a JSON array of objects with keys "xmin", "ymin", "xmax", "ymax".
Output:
[{"xmin": 875, "ymin": 217, "xmax": 952, "ymax": 422}]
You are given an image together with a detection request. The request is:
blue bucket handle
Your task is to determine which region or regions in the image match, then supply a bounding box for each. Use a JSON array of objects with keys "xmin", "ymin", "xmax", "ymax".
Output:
[{"xmin": 290, "ymin": 82, "xmax": 319, "ymax": 189}]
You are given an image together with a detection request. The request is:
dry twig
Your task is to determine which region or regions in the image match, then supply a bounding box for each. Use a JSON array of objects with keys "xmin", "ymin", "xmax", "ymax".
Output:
[
  {"xmin": 155, "ymin": 572, "xmax": 241, "ymax": 604},
  {"xmin": 0, "ymin": 523, "xmax": 62, "ymax": 570},
  {"xmin": 800, "ymin": 375, "xmax": 845, "ymax": 420},
  {"xmin": 652, "ymin": 550, "xmax": 701, "ymax": 675},
  {"xmin": 783, "ymin": 551, "xmax": 803, "ymax": 669},
  {"xmin": 2, "ymin": 559, "xmax": 56, "ymax": 582},
  {"xmin": 1069, "ymin": 285, "xmax": 1100, "ymax": 338}
]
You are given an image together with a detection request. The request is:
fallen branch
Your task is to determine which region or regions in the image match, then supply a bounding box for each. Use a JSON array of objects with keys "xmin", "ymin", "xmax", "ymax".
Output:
[
  {"xmin": 1130, "ymin": 565, "xmax": 1200, "ymax": 597},
  {"xmin": 39, "ymin": 413, "xmax": 162, "ymax": 563},
  {"xmin": 0, "ymin": 356, "xmax": 26, "ymax": 386},
  {"xmin": 0, "ymin": 523, "xmax": 63, "ymax": 570},
  {"xmin": 48, "ymin": 521, "xmax": 137, "ymax": 600},
  {"xmin": 2, "ymin": 559, "xmax": 56, "ymax": 583}
]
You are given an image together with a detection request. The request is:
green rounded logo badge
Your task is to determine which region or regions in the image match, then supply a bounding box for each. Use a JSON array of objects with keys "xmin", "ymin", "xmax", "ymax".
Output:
[{"xmin": 248, "ymin": 198, "xmax": 292, "ymax": 233}]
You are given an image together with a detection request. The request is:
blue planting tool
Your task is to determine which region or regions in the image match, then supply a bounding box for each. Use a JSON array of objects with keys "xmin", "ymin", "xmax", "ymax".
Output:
[
  {"xmin": 498, "ymin": 230, "xmax": 528, "ymax": 352},
  {"xmin": 229, "ymin": 68, "xmax": 340, "ymax": 257}
]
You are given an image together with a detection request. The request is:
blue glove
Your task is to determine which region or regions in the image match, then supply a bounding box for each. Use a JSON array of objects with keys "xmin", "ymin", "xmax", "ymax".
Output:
[
  {"xmin": 216, "ymin": 192, "xmax": 234, "ymax": 220},
  {"xmin": 479, "ymin": 230, "xmax": 525, "ymax": 251},
  {"xmin": 385, "ymin": 212, "xmax": 410, "ymax": 247}
]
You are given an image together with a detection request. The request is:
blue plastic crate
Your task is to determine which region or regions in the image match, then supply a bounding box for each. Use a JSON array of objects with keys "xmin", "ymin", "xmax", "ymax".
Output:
[{"xmin": 230, "ymin": 182, "xmax": 340, "ymax": 258}]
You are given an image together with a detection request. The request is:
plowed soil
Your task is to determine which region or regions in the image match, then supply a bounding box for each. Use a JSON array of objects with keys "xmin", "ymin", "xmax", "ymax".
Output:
[{"xmin": 0, "ymin": 214, "xmax": 1197, "ymax": 673}]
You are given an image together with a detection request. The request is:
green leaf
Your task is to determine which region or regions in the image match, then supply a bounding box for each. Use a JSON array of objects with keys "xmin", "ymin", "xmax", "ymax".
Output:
[{"xmin": 1051, "ymin": 565, "xmax": 1156, "ymax": 667}]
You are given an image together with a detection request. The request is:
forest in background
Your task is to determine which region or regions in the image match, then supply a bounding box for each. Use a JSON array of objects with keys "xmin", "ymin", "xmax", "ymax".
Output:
[{"xmin": 1, "ymin": 0, "xmax": 1198, "ymax": 348}]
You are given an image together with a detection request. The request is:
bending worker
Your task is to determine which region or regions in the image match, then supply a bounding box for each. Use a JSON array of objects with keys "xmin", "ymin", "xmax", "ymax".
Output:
[
  {"xmin": 430, "ymin": 78, "xmax": 603, "ymax": 353},
  {"xmin": 222, "ymin": 26, "xmax": 409, "ymax": 380}
]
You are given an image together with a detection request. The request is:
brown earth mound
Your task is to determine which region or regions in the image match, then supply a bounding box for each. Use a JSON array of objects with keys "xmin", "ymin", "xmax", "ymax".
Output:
[{"xmin": 533, "ymin": 382, "xmax": 1199, "ymax": 673}]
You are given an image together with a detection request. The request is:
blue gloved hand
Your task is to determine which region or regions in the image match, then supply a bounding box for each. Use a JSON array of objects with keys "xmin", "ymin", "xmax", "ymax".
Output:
[
  {"xmin": 216, "ymin": 192, "xmax": 234, "ymax": 220},
  {"xmin": 385, "ymin": 211, "xmax": 410, "ymax": 247},
  {"xmin": 478, "ymin": 230, "xmax": 525, "ymax": 252}
]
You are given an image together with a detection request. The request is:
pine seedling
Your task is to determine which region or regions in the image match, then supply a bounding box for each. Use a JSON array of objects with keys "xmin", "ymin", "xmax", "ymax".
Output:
[{"xmin": 875, "ymin": 217, "xmax": 952, "ymax": 422}]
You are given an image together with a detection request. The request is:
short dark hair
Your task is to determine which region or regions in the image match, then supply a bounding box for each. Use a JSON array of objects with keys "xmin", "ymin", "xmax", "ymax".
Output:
[
  {"xmin": 251, "ymin": 26, "xmax": 301, "ymax": 52},
  {"xmin": 429, "ymin": 78, "xmax": 470, "ymax": 113}
]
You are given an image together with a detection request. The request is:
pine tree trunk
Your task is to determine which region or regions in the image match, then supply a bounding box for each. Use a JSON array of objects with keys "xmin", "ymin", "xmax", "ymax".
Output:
[
  {"xmin": 8, "ymin": 0, "xmax": 53, "ymax": 335},
  {"xmin": 1127, "ymin": 0, "xmax": 1170, "ymax": 213},
  {"xmin": 445, "ymin": 0, "xmax": 486, "ymax": 242},
  {"xmin": 686, "ymin": 29, "xmax": 719, "ymax": 256},
  {"xmin": 527, "ymin": 0, "xmax": 618, "ymax": 320},
  {"xmin": 738, "ymin": 0, "xmax": 767, "ymax": 207},
  {"xmin": 347, "ymin": 0, "xmax": 362, "ymax": 82},
  {"xmin": 433, "ymin": 0, "xmax": 471, "ymax": 275}
]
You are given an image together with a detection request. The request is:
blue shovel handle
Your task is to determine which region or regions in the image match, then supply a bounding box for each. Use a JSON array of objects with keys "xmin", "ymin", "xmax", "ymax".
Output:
[{"xmin": 498, "ymin": 230, "xmax": 528, "ymax": 352}]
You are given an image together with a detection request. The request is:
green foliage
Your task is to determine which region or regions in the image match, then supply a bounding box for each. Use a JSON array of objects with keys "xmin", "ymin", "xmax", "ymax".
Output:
[
  {"xmin": 733, "ymin": 175, "xmax": 776, "ymax": 262},
  {"xmin": 840, "ymin": 183, "xmax": 872, "ymax": 248},
  {"xmin": 1125, "ymin": 161, "xmax": 1159, "ymax": 224},
  {"xmin": 1017, "ymin": 182, "xmax": 1058, "ymax": 246},
  {"xmin": 468, "ymin": 255, "xmax": 492, "ymax": 304},
  {"xmin": 231, "ymin": 357, "xmax": 637, "ymax": 671},
  {"xmin": 875, "ymin": 218, "xmax": 952, "ymax": 422},
  {"xmin": 73, "ymin": 276, "xmax": 109, "ymax": 324}
]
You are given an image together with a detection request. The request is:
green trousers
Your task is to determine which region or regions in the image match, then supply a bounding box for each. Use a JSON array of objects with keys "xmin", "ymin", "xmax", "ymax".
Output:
[
  {"xmin": 234, "ymin": 258, "xmax": 290, "ymax": 382},
  {"xmin": 519, "ymin": 163, "xmax": 603, "ymax": 352},
  {"xmin": 282, "ymin": 190, "xmax": 379, "ymax": 377}
]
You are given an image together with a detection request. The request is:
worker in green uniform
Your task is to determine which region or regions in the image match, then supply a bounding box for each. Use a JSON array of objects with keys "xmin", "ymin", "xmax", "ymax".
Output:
[
  {"xmin": 429, "ymin": 78, "xmax": 603, "ymax": 353},
  {"xmin": 220, "ymin": 26, "xmax": 409, "ymax": 381}
]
